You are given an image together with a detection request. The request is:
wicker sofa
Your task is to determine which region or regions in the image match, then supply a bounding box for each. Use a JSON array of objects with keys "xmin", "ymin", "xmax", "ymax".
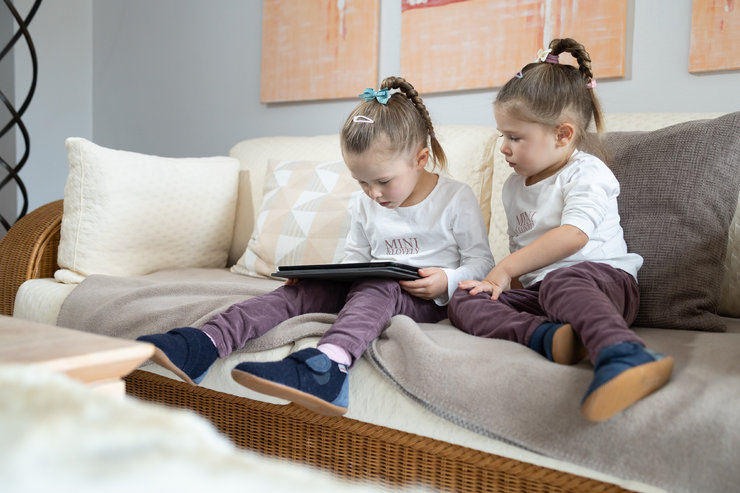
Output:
[{"xmin": 2, "ymin": 112, "xmax": 739, "ymax": 493}]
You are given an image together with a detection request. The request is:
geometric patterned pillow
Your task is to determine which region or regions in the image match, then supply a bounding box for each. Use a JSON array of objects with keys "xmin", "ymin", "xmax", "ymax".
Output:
[{"xmin": 231, "ymin": 159, "xmax": 360, "ymax": 278}]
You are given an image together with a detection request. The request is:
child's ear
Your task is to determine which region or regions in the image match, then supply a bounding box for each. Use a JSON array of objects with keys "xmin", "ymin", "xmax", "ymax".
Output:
[
  {"xmin": 415, "ymin": 147, "xmax": 430, "ymax": 169},
  {"xmin": 556, "ymin": 123, "xmax": 575, "ymax": 147}
]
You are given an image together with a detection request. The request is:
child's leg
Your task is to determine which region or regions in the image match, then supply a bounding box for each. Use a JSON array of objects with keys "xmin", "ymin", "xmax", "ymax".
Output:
[
  {"xmin": 318, "ymin": 278, "xmax": 448, "ymax": 364},
  {"xmin": 137, "ymin": 280, "xmax": 350, "ymax": 385},
  {"xmin": 201, "ymin": 280, "xmax": 350, "ymax": 357},
  {"xmin": 449, "ymin": 286, "xmax": 586, "ymax": 365},
  {"xmin": 231, "ymin": 278, "xmax": 447, "ymax": 415},
  {"xmin": 448, "ymin": 286, "xmax": 546, "ymax": 344},
  {"xmin": 537, "ymin": 261, "xmax": 643, "ymax": 362},
  {"xmin": 538, "ymin": 262, "xmax": 673, "ymax": 421}
]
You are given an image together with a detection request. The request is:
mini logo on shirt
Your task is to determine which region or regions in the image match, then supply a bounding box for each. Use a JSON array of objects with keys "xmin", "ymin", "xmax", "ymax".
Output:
[
  {"xmin": 385, "ymin": 237, "xmax": 420, "ymax": 255},
  {"xmin": 513, "ymin": 211, "xmax": 536, "ymax": 236}
]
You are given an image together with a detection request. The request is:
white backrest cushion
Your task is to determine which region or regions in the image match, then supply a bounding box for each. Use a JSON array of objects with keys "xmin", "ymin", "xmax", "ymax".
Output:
[{"xmin": 55, "ymin": 138, "xmax": 239, "ymax": 283}]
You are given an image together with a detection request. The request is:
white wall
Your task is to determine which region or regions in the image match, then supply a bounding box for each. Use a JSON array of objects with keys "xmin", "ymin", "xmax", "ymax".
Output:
[
  {"xmin": 0, "ymin": 6, "xmax": 16, "ymax": 233},
  {"xmin": 5, "ymin": 0, "xmax": 740, "ymax": 226},
  {"xmin": 1, "ymin": 0, "xmax": 92, "ymax": 226}
]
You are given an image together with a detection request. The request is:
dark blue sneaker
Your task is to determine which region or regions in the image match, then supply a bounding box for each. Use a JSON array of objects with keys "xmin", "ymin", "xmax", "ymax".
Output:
[
  {"xmin": 136, "ymin": 327, "xmax": 218, "ymax": 385},
  {"xmin": 529, "ymin": 323, "xmax": 587, "ymax": 365},
  {"xmin": 231, "ymin": 348, "xmax": 349, "ymax": 416},
  {"xmin": 581, "ymin": 342, "xmax": 674, "ymax": 422}
]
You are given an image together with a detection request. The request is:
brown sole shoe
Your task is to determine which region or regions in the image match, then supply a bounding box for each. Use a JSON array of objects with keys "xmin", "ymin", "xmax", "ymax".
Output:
[
  {"xmin": 581, "ymin": 356, "xmax": 674, "ymax": 422},
  {"xmin": 551, "ymin": 324, "xmax": 588, "ymax": 365},
  {"xmin": 150, "ymin": 347, "xmax": 198, "ymax": 386},
  {"xmin": 231, "ymin": 368, "xmax": 348, "ymax": 417}
]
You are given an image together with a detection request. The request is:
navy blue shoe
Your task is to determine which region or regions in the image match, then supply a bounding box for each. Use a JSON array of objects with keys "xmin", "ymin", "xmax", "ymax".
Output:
[
  {"xmin": 529, "ymin": 323, "xmax": 587, "ymax": 365},
  {"xmin": 231, "ymin": 348, "xmax": 349, "ymax": 416},
  {"xmin": 136, "ymin": 327, "xmax": 218, "ymax": 385},
  {"xmin": 581, "ymin": 342, "xmax": 674, "ymax": 422}
]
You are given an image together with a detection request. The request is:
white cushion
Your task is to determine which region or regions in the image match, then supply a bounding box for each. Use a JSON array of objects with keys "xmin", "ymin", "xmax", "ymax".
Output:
[
  {"xmin": 231, "ymin": 159, "xmax": 359, "ymax": 278},
  {"xmin": 55, "ymin": 138, "xmax": 239, "ymax": 283},
  {"xmin": 228, "ymin": 135, "xmax": 343, "ymax": 265}
]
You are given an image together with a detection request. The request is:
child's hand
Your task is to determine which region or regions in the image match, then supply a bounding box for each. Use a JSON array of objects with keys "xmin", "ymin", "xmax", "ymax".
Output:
[
  {"xmin": 458, "ymin": 266, "xmax": 511, "ymax": 300},
  {"xmin": 285, "ymin": 278, "xmax": 300, "ymax": 286},
  {"xmin": 399, "ymin": 268, "xmax": 448, "ymax": 300}
]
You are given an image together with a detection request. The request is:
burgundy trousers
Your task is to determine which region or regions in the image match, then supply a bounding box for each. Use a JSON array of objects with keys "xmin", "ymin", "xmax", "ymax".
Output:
[
  {"xmin": 447, "ymin": 261, "xmax": 643, "ymax": 363},
  {"xmin": 200, "ymin": 278, "xmax": 448, "ymax": 365}
]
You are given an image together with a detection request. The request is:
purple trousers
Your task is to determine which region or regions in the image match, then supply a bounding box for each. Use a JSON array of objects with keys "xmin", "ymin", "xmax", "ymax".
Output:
[
  {"xmin": 200, "ymin": 278, "xmax": 448, "ymax": 365},
  {"xmin": 448, "ymin": 261, "xmax": 643, "ymax": 363}
]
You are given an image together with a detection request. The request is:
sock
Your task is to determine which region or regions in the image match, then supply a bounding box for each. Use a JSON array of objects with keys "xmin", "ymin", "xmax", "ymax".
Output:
[{"xmin": 318, "ymin": 343, "xmax": 352, "ymax": 366}]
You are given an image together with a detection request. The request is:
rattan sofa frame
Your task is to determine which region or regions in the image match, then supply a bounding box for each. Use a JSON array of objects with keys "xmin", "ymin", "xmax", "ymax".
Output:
[{"xmin": 0, "ymin": 199, "xmax": 629, "ymax": 493}]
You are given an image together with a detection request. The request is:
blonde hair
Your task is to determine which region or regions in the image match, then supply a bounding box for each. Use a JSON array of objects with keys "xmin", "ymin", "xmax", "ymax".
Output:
[
  {"xmin": 495, "ymin": 38, "xmax": 606, "ymax": 159},
  {"xmin": 341, "ymin": 76, "xmax": 447, "ymax": 171}
]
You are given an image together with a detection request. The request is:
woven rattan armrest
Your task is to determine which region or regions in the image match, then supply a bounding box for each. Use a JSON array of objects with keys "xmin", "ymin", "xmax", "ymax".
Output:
[{"xmin": 0, "ymin": 200, "xmax": 63, "ymax": 316}]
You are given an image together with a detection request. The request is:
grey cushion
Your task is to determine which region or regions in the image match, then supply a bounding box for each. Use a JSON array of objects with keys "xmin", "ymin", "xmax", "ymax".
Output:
[{"xmin": 604, "ymin": 112, "xmax": 740, "ymax": 331}]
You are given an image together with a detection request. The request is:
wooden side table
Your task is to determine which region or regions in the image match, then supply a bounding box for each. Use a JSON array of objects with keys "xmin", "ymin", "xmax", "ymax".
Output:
[{"xmin": 0, "ymin": 315, "xmax": 154, "ymax": 396}]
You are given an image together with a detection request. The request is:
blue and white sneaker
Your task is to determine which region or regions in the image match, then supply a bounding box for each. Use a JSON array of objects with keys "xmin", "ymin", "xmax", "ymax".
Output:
[
  {"xmin": 136, "ymin": 327, "xmax": 218, "ymax": 385},
  {"xmin": 231, "ymin": 348, "xmax": 349, "ymax": 416},
  {"xmin": 581, "ymin": 342, "xmax": 674, "ymax": 422}
]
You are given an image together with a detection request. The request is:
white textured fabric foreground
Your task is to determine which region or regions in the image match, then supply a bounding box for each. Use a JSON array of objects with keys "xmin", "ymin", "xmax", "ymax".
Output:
[{"xmin": 0, "ymin": 364, "xmax": 416, "ymax": 493}]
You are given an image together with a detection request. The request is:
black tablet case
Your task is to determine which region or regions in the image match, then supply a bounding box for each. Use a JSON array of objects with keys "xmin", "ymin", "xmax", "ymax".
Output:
[{"xmin": 272, "ymin": 262, "xmax": 421, "ymax": 281}]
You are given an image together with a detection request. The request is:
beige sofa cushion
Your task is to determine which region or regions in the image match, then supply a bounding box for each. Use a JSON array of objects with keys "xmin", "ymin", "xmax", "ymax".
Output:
[
  {"xmin": 55, "ymin": 138, "xmax": 239, "ymax": 283},
  {"xmin": 228, "ymin": 135, "xmax": 343, "ymax": 265},
  {"xmin": 231, "ymin": 159, "xmax": 359, "ymax": 278}
]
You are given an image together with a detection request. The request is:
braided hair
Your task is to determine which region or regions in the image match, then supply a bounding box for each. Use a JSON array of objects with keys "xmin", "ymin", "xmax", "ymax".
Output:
[
  {"xmin": 342, "ymin": 76, "xmax": 447, "ymax": 171},
  {"xmin": 495, "ymin": 38, "xmax": 605, "ymax": 157}
]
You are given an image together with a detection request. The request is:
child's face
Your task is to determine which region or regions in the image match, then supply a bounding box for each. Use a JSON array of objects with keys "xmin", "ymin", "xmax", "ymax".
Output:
[
  {"xmin": 344, "ymin": 136, "xmax": 429, "ymax": 209},
  {"xmin": 494, "ymin": 107, "xmax": 573, "ymax": 185}
]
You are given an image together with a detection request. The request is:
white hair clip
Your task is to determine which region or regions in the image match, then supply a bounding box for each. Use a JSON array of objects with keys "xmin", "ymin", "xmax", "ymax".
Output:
[
  {"xmin": 353, "ymin": 115, "xmax": 374, "ymax": 123},
  {"xmin": 536, "ymin": 48, "xmax": 552, "ymax": 62}
]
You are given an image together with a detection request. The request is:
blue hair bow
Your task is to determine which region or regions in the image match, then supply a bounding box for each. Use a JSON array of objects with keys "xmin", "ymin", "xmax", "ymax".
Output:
[{"xmin": 358, "ymin": 88, "xmax": 390, "ymax": 104}]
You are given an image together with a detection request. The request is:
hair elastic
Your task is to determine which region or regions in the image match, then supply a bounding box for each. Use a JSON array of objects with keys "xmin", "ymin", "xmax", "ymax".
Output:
[
  {"xmin": 515, "ymin": 71, "xmax": 523, "ymax": 79},
  {"xmin": 586, "ymin": 79, "xmax": 597, "ymax": 89},
  {"xmin": 353, "ymin": 115, "xmax": 374, "ymax": 123}
]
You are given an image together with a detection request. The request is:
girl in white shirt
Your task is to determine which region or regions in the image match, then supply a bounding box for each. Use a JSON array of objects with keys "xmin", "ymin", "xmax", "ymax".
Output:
[
  {"xmin": 449, "ymin": 39, "xmax": 673, "ymax": 422},
  {"xmin": 138, "ymin": 76, "xmax": 493, "ymax": 416}
]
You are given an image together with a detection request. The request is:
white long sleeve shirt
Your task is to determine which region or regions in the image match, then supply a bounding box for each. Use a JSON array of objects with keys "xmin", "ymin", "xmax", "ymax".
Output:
[
  {"xmin": 343, "ymin": 174, "xmax": 495, "ymax": 305},
  {"xmin": 504, "ymin": 150, "xmax": 643, "ymax": 287}
]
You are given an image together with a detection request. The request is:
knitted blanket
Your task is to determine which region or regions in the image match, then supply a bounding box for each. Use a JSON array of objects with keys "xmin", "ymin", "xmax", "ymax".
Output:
[{"xmin": 57, "ymin": 268, "xmax": 740, "ymax": 492}]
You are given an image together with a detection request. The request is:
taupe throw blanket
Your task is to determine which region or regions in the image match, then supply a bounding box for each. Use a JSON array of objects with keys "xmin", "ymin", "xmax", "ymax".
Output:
[{"xmin": 58, "ymin": 268, "xmax": 740, "ymax": 492}]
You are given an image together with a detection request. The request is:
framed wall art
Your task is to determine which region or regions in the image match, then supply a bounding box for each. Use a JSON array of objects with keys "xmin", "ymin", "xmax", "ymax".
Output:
[
  {"xmin": 260, "ymin": 0, "xmax": 380, "ymax": 103},
  {"xmin": 689, "ymin": 0, "xmax": 740, "ymax": 73},
  {"xmin": 400, "ymin": 0, "xmax": 627, "ymax": 94}
]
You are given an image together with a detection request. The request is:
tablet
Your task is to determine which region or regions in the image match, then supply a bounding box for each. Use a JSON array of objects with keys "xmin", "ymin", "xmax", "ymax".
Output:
[{"xmin": 272, "ymin": 262, "xmax": 422, "ymax": 281}]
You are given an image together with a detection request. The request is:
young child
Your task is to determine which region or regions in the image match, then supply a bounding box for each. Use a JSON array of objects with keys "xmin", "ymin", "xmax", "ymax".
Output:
[
  {"xmin": 138, "ymin": 76, "xmax": 494, "ymax": 416},
  {"xmin": 449, "ymin": 39, "xmax": 673, "ymax": 422}
]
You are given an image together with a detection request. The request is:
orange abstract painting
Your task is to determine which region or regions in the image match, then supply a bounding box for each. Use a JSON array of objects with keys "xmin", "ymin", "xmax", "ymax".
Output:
[
  {"xmin": 261, "ymin": 0, "xmax": 379, "ymax": 103},
  {"xmin": 690, "ymin": 0, "xmax": 740, "ymax": 73},
  {"xmin": 400, "ymin": 0, "xmax": 627, "ymax": 94}
]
